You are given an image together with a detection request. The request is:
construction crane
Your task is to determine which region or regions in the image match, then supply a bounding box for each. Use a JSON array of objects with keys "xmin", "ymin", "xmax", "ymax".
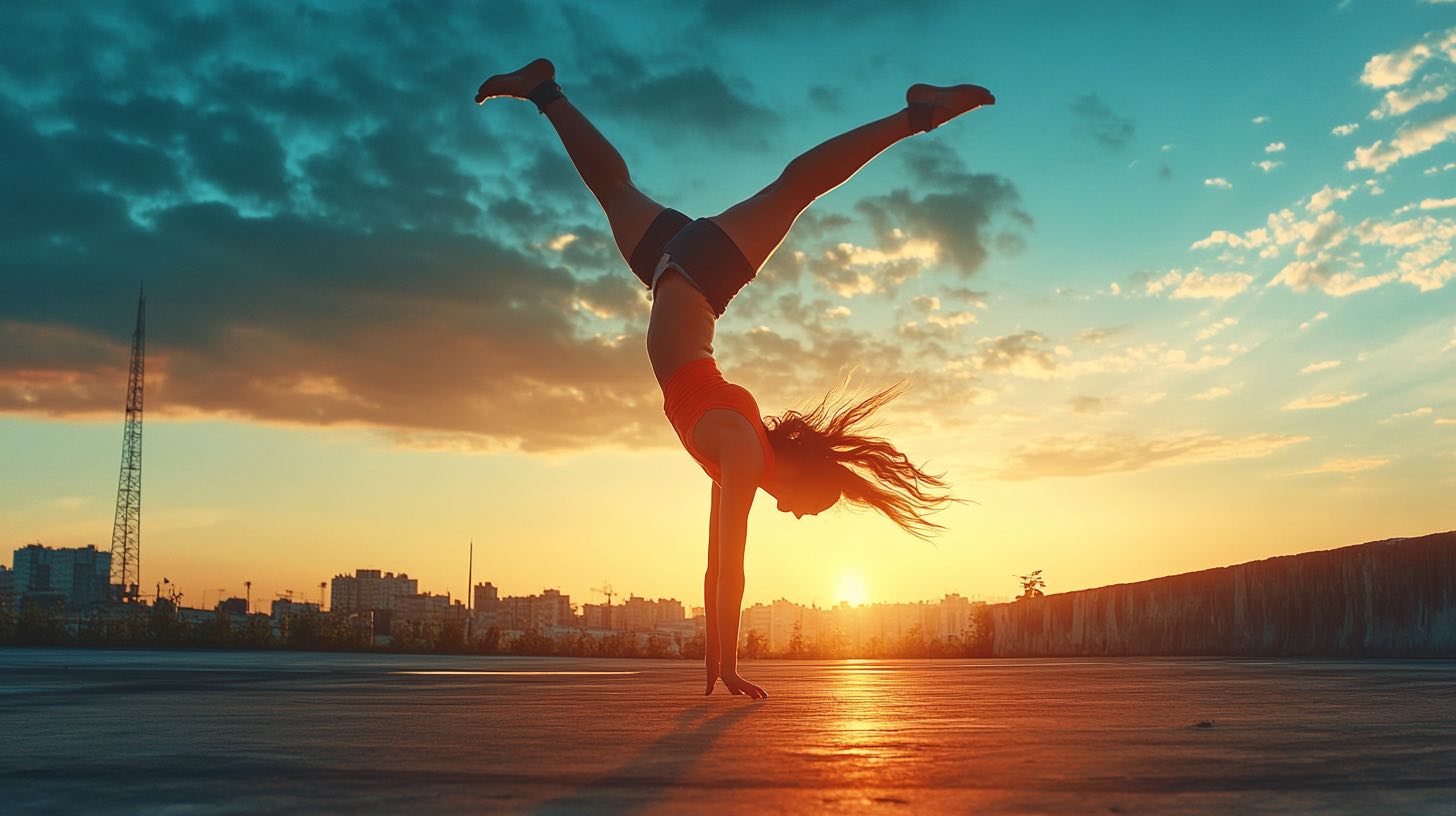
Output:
[
  {"xmin": 592, "ymin": 582, "xmax": 615, "ymax": 629},
  {"xmin": 592, "ymin": 582, "xmax": 615, "ymax": 605}
]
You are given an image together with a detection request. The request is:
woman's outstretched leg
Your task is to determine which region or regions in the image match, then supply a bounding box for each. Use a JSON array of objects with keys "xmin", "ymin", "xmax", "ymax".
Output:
[
  {"xmin": 477, "ymin": 59, "xmax": 667, "ymax": 267},
  {"xmin": 711, "ymin": 83, "xmax": 994, "ymax": 271}
]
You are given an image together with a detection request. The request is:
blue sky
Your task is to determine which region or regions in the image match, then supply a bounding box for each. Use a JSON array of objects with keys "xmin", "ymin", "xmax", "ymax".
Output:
[{"xmin": 2, "ymin": 1, "xmax": 1454, "ymax": 608}]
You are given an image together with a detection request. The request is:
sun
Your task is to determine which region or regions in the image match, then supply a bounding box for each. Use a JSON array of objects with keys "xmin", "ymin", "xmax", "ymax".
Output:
[{"xmin": 836, "ymin": 572, "xmax": 868, "ymax": 606}]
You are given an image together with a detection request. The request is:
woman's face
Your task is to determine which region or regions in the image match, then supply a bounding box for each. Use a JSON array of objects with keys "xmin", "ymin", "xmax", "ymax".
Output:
[{"xmin": 775, "ymin": 477, "xmax": 840, "ymax": 519}]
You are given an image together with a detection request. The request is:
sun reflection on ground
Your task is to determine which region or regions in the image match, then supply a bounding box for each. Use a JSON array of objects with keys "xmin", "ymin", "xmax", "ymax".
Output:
[{"xmin": 392, "ymin": 670, "xmax": 638, "ymax": 676}]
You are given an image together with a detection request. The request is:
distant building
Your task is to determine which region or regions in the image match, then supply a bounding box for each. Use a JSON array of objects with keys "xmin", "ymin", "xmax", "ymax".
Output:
[
  {"xmin": 392, "ymin": 592, "xmax": 468, "ymax": 639},
  {"xmin": 0, "ymin": 564, "xmax": 13, "ymax": 607},
  {"xmin": 497, "ymin": 588, "xmax": 574, "ymax": 630},
  {"xmin": 581, "ymin": 602, "xmax": 619, "ymax": 631},
  {"xmin": 270, "ymin": 598, "xmax": 320, "ymax": 619},
  {"xmin": 472, "ymin": 582, "xmax": 500, "ymax": 629},
  {"xmin": 330, "ymin": 569, "xmax": 418, "ymax": 614},
  {"xmin": 10, "ymin": 543, "xmax": 112, "ymax": 610},
  {"xmin": 216, "ymin": 596, "xmax": 248, "ymax": 617}
]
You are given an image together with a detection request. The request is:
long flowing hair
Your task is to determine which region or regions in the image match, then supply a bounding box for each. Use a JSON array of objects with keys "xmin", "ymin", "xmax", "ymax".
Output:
[{"xmin": 764, "ymin": 381, "xmax": 955, "ymax": 538}]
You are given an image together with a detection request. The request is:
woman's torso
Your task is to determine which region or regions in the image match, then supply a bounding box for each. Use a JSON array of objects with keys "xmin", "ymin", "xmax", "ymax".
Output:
[
  {"xmin": 659, "ymin": 356, "xmax": 775, "ymax": 485},
  {"xmin": 647, "ymin": 269, "xmax": 715, "ymax": 386}
]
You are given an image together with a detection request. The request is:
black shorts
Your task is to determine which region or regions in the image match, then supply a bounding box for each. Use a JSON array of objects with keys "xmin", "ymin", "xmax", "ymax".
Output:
[{"xmin": 627, "ymin": 208, "xmax": 757, "ymax": 317}]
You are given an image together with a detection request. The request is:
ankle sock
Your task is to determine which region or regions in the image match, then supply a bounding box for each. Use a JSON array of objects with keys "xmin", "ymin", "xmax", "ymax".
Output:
[{"xmin": 527, "ymin": 79, "xmax": 565, "ymax": 114}]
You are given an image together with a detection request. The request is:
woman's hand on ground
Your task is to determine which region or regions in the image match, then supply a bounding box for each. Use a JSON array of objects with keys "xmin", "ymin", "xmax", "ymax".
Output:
[
  {"xmin": 720, "ymin": 671, "xmax": 768, "ymax": 699},
  {"xmin": 705, "ymin": 658, "xmax": 721, "ymax": 695}
]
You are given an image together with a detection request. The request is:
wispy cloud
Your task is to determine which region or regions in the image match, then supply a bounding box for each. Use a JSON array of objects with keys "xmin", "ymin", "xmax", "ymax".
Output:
[
  {"xmin": 1195, "ymin": 317, "xmax": 1239, "ymax": 341},
  {"xmin": 1190, "ymin": 386, "xmax": 1234, "ymax": 401},
  {"xmin": 1294, "ymin": 456, "xmax": 1391, "ymax": 475},
  {"xmin": 1299, "ymin": 360, "xmax": 1342, "ymax": 374},
  {"xmin": 998, "ymin": 432, "xmax": 1307, "ymax": 480},
  {"xmin": 1283, "ymin": 392, "xmax": 1368, "ymax": 410},
  {"xmin": 1204, "ymin": 177, "xmax": 1232, "ymax": 189}
]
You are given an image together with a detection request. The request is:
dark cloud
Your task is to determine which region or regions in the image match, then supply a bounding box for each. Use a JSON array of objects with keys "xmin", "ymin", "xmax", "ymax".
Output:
[
  {"xmin": 0, "ymin": 2, "xmax": 1022, "ymax": 455},
  {"xmin": 699, "ymin": 0, "xmax": 934, "ymax": 29},
  {"xmin": 560, "ymin": 6, "xmax": 780, "ymax": 149},
  {"xmin": 0, "ymin": 2, "xmax": 679, "ymax": 452},
  {"xmin": 807, "ymin": 85, "xmax": 844, "ymax": 113},
  {"xmin": 846, "ymin": 140, "xmax": 1031, "ymax": 278},
  {"xmin": 1071, "ymin": 93, "xmax": 1135, "ymax": 153}
]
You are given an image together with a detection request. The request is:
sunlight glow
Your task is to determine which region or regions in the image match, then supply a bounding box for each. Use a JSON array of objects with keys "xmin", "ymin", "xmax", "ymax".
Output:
[{"xmin": 837, "ymin": 572, "xmax": 869, "ymax": 606}]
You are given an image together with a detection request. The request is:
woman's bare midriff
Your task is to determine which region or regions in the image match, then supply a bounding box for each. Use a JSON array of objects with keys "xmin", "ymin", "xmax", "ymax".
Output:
[{"xmin": 648, "ymin": 268, "xmax": 717, "ymax": 386}]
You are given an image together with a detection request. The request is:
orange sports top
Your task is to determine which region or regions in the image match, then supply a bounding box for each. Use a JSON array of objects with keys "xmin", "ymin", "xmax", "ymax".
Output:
[{"xmin": 661, "ymin": 357, "xmax": 775, "ymax": 485}]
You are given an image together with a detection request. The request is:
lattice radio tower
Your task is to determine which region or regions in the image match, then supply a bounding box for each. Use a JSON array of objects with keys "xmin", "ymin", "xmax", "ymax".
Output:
[{"xmin": 109, "ymin": 287, "xmax": 145, "ymax": 601}]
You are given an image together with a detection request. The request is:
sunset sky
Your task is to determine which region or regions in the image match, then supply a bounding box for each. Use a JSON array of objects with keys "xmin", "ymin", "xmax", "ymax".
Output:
[{"xmin": 3, "ymin": 2, "xmax": 1454, "ymax": 612}]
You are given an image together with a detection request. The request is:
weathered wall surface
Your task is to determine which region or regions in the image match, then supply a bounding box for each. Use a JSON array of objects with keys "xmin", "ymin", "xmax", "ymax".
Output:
[{"xmin": 988, "ymin": 532, "xmax": 1456, "ymax": 657}]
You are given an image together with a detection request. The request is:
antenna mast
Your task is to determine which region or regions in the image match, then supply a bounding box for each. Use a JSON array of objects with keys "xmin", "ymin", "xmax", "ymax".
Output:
[{"xmin": 109, "ymin": 286, "xmax": 145, "ymax": 601}]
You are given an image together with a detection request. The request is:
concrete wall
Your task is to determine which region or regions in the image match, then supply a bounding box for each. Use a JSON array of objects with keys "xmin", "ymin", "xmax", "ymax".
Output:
[{"xmin": 988, "ymin": 532, "xmax": 1456, "ymax": 657}]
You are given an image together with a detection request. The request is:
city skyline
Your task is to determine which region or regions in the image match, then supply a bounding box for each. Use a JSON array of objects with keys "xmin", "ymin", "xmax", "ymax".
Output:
[
  {"xmin": 4, "ymin": 3, "xmax": 1455, "ymax": 612},
  {"xmin": 2, "ymin": 542, "xmax": 1010, "ymax": 616}
]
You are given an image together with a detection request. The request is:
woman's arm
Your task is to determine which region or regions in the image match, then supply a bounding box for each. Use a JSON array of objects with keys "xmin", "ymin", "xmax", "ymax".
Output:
[
  {"xmin": 704, "ymin": 484, "xmax": 721, "ymax": 695},
  {"xmin": 713, "ymin": 439, "xmax": 769, "ymax": 699}
]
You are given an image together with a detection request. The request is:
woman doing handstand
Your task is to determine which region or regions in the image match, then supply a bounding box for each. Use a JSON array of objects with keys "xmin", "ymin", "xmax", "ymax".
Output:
[{"xmin": 476, "ymin": 60, "xmax": 993, "ymax": 699}]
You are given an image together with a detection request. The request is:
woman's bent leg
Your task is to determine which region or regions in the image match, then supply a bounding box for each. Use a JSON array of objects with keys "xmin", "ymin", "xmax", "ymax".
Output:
[{"xmin": 709, "ymin": 110, "xmax": 914, "ymax": 271}]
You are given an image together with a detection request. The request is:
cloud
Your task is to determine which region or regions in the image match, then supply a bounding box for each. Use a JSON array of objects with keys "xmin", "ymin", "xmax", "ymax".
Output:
[
  {"xmin": 1387, "ymin": 407, "xmax": 1434, "ymax": 421},
  {"xmin": 1332, "ymin": 123, "xmax": 1360, "ymax": 136},
  {"xmin": 1070, "ymin": 93, "xmax": 1135, "ymax": 152},
  {"xmin": 1299, "ymin": 311, "xmax": 1329, "ymax": 330},
  {"xmin": 1354, "ymin": 214, "xmax": 1456, "ymax": 290},
  {"xmin": 1306, "ymin": 185, "xmax": 1354, "ymax": 213},
  {"xmin": 1447, "ymin": 327, "xmax": 1456, "ymax": 350},
  {"xmin": 1204, "ymin": 177, "xmax": 1232, "ymax": 189},
  {"xmin": 1294, "ymin": 457, "xmax": 1391, "ymax": 475},
  {"xmin": 1359, "ymin": 28, "xmax": 1456, "ymax": 88},
  {"xmin": 1254, "ymin": 160, "xmax": 1283, "ymax": 172},
  {"xmin": 1369, "ymin": 76, "xmax": 1453, "ymax": 120},
  {"xmin": 1068, "ymin": 395, "xmax": 1110, "ymax": 414},
  {"xmin": 1195, "ymin": 317, "xmax": 1238, "ymax": 341},
  {"xmin": 1347, "ymin": 114, "xmax": 1456, "ymax": 172},
  {"xmin": 1418, "ymin": 197, "xmax": 1456, "ymax": 210},
  {"xmin": 807, "ymin": 237, "xmax": 942, "ymax": 297},
  {"xmin": 1283, "ymin": 392, "xmax": 1368, "ymax": 411},
  {"xmin": 1268, "ymin": 258, "xmax": 1395, "ymax": 296},
  {"xmin": 1145, "ymin": 269, "xmax": 1253, "ymax": 300},
  {"xmin": 971, "ymin": 331, "xmax": 1060, "ymax": 379},
  {"xmin": 1252, "ymin": 116, "xmax": 1270, "ymax": 124},
  {"xmin": 699, "ymin": 0, "xmax": 935, "ymax": 28},
  {"xmin": 1266, "ymin": 142, "xmax": 1286, "ymax": 153},
  {"xmin": 1190, "ymin": 386, "xmax": 1234, "ymax": 401},
  {"xmin": 852, "ymin": 142, "xmax": 1031, "ymax": 278},
  {"xmin": 997, "ymin": 432, "xmax": 1307, "ymax": 480},
  {"xmin": 1299, "ymin": 360, "xmax": 1342, "ymax": 374},
  {"xmin": 0, "ymin": 2, "xmax": 813, "ymax": 453}
]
